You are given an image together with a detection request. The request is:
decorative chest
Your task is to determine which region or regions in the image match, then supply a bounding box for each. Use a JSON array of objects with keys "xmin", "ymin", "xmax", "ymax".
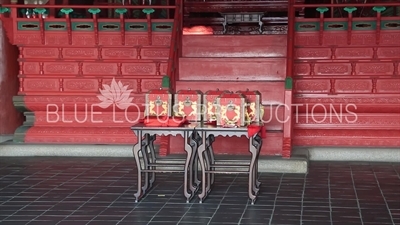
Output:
[
  {"xmin": 203, "ymin": 89, "xmax": 229, "ymax": 122},
  {"xmin": 173, "ymin": 89, "xmax": 203, "ymax": 121},
  {"xmin": 145, "ymin": 89, "xmax": 172, "ymax": 117},
  {"xmin": 216, "ymin": 92, "xmax": 247, "ymax": 127},
  {"xmin": 237, "ymin": 90, "xmax": 262, "ymax": 123}
]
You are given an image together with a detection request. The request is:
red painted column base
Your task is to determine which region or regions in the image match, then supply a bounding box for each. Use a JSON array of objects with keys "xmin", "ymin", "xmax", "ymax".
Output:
[{"xmin": 282, "ymin": 137, "xmax": 292, "ymax": 158}]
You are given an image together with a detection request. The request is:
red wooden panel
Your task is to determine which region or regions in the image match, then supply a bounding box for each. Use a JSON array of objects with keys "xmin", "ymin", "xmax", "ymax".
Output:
[
  {"xmin": 211, "ymin": 133, "xmax": 283, "ymax": 156},
  {"xmin": 43, "ymin": 62, "xmax": 79, "ymax": 75},
  {"xmin": 335, "ymin": 79, "xmax": 372, "ymax": 93},
  {"xmin": 63, "ymin": 79, "xmax": 98, "ymax": 92},
  {"xmin": 169, "ymin": 132, "xmax": 283, "ymax": 156},
  {"xmin": 294, "ymin": 113, "xmax": 400, "ymax": 130},
  {"xmin": 314, "ymin": 63, "xmax": 351, "ymax": 76},
  {"xmin": 101, "ymin": 48, "xmax": 137, "ymax": 60},
  {"xmin": 323, "ymin": 33, "xmax": 347, "ymax": 46},
  {"xmin": 294, "ymin": 48, "xmax": 331, "ymax": 60},
  {"xmin": 99, "ymin": 34, "xmax": 123, "ymax": 46},
  {"xmin": 295, "ymin": 31, "xmax": 400, "ymax": 47},
  {"xmin": 72, "ymin": 34, "xmax": 96, "ymax": 46},
  {"xmin": 160, "ymin": 62, "xmax": 168, "ymax": 74},
  {"xmin": 151, "ymin": 35, "xmax": 172, "ymax": 46},
  {"xmin": 380, "ymin": 31, "xmax": 400, "ymax": 46},
  {"xmin": 350, "ymin": 32, "xmax": 376, "ymax": 45},
  {"xmin": 176, "ymin": 81, "xmax": 285, "ymax": 104},
  {"xmin": 13, "ymin": 33, "xmax": 41, "ymax": 45},
  {"xmin": 25, "ymin": 127, "xmax": 137, "ymax": 144},
  {"xmin": 294, "ymin": 33, "xmax": 319, "ymax": 46},
  {"xmin": 293, "ymin": 129, "xmax": 400, "ymax": 147},
  {"xmin": 22, "ymin": 47, "xmax": 59, "ymax": 58},
  {"xmin": 62, "ymin": 48, "xmax": 98, "ymax": 59},
  {"xmin": 36, "ymin": 111, "xmax": 141, "ymax": 126},
  {"xmin": 179, "ymin": 58, "xmax": 286, "ymax": 81},
  {"xmin": 293, "ymin": 94, "xmax": 400, "ymax": 113},
  {"xmin": 141, "ymin": 47, "xmax": 169, "ymax": 59},
  {"xmin": 376, "ymin": 79, "xmax": 400, "ymax": 94},
  {"xmin": 377, "ymin": 47, "xmax": 400, "ymax": 59},
  {"xmin": 293, "ymin": 63, "xmax": 310, "ymax": 76},
  {"xmin": 83, "ymin": 63, "xmax": 118, "ymax": 75},
  {"xmin": 11, "ymin": 32, "xmax": 171, "ymax": 47},
  {"xmin": 356, "ymin": 63, "xmax": 394, "ymax": 76},
  {"xmin": 182, "ymin": 35, "xmax": 287, "ymax": 58},
  {"xmin": 262, "ymin": 105, "xmax": 284, "ymax": 131},
  {"xmin": 141, "ymin": 79, "xmax": 162, "ymax": 93},
  {"xmin": 45, "ymin": 33, "xmax": 69, "ymax": 46},
  {"xmin": 121, "ymin": 62, "xmax": 157, "ymax": 76},
  {"xmin": 335, "ymin": 48, "xmax": 373, "ymax": 59},
  {"xmin": 294, "ymin": 79, "xmax": 331, "ymax": 94},
  {"xmin": 22, "ymin": 62, "xmax": 40, "ymax": 74},
  {"xmin": 102, "ymin": 78, "xmax": 138, "ymax": 94},
  {"xmin": 23, "ymin": 94, "xmax": 146, "ymax": 111},
  {"xmin": 125, "ymin": 34, "xmax": 149, "ymax": 46},
  {"xmin": 23, "ymin": 78, "xmax": 59, "ymax": 92}
]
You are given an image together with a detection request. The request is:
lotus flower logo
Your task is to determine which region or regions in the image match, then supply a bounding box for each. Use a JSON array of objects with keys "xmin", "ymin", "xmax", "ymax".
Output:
[{"xmin": 97, "ymin": 78, "xmax": 134, "ymax": 110}]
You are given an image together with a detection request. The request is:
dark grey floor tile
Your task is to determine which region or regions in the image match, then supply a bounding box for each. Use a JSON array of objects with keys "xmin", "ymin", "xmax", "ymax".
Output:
[{"xmin": 0, "ymin": 158, "xmax": 399, "ymax": 225}]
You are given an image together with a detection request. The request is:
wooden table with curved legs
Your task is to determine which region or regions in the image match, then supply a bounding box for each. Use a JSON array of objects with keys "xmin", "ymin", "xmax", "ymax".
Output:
[
  {"xmin": 194, "ymin": 123, "xmax": 263, "ymax": 204},
  {"xmin": 131, "ymin": 124, "xmax": 202, "ymax": 203}
]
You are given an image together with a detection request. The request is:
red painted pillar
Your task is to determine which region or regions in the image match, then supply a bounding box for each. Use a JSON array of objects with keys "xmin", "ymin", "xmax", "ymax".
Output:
[
  {"xmin": 0, "ymin": 21, "xmax": 23, "ymax": 135},
  {"xmin": 282, "ymin": 0, "xmax": 295, "ymax": 158}
]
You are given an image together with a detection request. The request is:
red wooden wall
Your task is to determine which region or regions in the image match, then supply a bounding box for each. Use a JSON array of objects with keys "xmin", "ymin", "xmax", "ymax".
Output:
[
  {"xmin": 292, "ymin": 11, "xmax": 400, "ymax": 147},
  {"xmin": 0, "ymin": 5, "xmax": 176, "ymax": 145}
]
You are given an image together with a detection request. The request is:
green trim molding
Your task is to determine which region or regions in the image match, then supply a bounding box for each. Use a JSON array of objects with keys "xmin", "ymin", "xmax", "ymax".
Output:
[
  {"xmin": 352, "ymin": 21, "xmax": 376, "ymax": 30},
  {"xmin": 381, "ymin": 20, "xmax": 400, "ymax": 30},
  {"xmin": 13, "ymin": 96, "xmax": 29, "ymax": 112},
  {"xmin": 17, "ymin": 21, "xmax": 40, "ymax": 31},
  {"xmin": 45, "ymin": 21, "xmax": 67, "ymax": 31},
  {"xmin": 324, "ymin": 21, "xmax": 348, "ymax": 31},
  {"xmin": 98, "ymin": 22, "xmax": 121, "ymax": 31},
  {"xmin": 17, "ymin": 20, "xmax": 173, "ymax": 32},
  {"xmin": 295, "ymin": 20, "xmax": 400, "ymax": 31},
  {"xmin": 125, "ymin": 22, "xmax": 148, "ymax": 32},
  {"xmin": 285, "ymin": 77, "xmax": 293, "ymax": 90},
  {"xmin": 152, "ymin": 22, "xmax": 173, "ymax": 32},
  {"xmin": 295, "ymin": 22, "xmax": 320, "ymax": 32},
  {"xmin": 162, "ymin": 75, "xmax": 170, "ymax": 88},
  {"xmin": 71, "ymin": 22, "xmax": 94, "ymax": 31},
  {"xmin": 13, "ymin": 125, "xmax": 31, "ymax": 143}
]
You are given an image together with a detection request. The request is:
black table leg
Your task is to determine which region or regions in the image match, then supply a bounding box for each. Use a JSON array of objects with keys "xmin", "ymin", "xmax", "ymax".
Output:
[
  {"xmin": 254, "ymin": 135, "xmax": 262, "ymax": 189},
  {"xmin": 141, "ymin": 134, "xmax": 151, "ymax": 194},
  {"xmin": 183, "ymin": 131, "xmax": 195, "ymax": 202},
  {"xmin": 133, "ymin": 130, "xmax": 144, "ymax": 202},
  {"xmin": 197, "ymin": 132, "xmax": 208, "ymax": 203},
  {"xmin": 248, "ymin": 136, "xmax": 258, "ymax": 205},
  {"xmin": 189, "ymin": 131, "xmax": 202, "ymax": 193},
  {"xmin": 148, "ymin": 134, "xmax": 157, "ymax": 188},
  {"xmin": 206, "ymin": 135, "xmax": 216, "ymax": 185}
]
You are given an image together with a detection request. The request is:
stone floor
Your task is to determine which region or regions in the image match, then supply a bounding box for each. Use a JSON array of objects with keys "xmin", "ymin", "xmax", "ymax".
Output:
[{"xmin": 0, "ymin": 157, "xmax": 399, "ymax": 225}]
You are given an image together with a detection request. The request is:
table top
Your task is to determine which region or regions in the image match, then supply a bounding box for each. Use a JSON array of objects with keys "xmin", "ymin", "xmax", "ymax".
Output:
[
  {"xmin": 131, "ymin": 122, "xmax": 264, "ymax": 132},
  {"xmin": 131, "ymin": 123, "xmax": 198, "ymax": 131}
]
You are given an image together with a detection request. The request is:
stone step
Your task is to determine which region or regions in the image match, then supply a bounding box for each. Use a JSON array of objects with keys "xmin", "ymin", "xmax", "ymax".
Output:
[
  {"xmin": 179, "ymin": 57, "xmax": 286, "ymax": 81},
  {"xmin": 182, "ymin": 35, "xmax": 287, "ymax": 58}
]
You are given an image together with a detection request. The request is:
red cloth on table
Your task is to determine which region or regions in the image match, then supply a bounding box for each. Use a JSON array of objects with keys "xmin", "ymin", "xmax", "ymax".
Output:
[
  {"xmin": 247, "ymin": 124, "xmax": 266, "ymax": 138},
  {"xmin": 140, "ymin": 116, "xmax": 188, "ymax": 127}
]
